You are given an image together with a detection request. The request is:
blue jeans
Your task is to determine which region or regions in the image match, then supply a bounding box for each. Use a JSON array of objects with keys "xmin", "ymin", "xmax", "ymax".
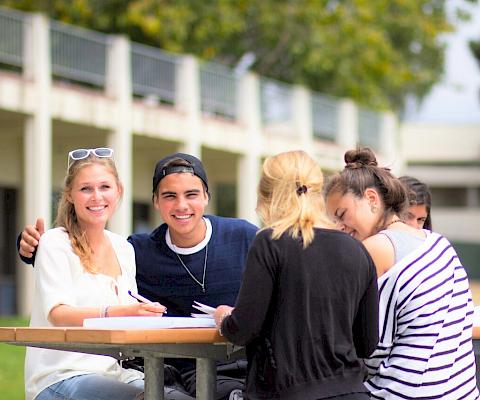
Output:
[{"xmin": 35, "ymin": 374, "xmax": 144, "ymax": 400}]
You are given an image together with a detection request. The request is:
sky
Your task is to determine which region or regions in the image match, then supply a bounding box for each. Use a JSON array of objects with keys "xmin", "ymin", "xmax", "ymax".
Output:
[{"xmin": 404, "ymin": 1, "xmax": 480, "ymax": 124}]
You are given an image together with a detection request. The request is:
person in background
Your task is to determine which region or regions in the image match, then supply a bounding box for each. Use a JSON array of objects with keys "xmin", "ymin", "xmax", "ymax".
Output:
[
  {"xmin": 19, "ymin": 152, "xmax": 258, "ymax": 400},
  {"xmin": 324, "ymin": 147, "xmax": 479, "ymax": 400},
  {"xmin": 214, "ymin": 150, "xmax": 379, "ymax": 400},
  {"xmin": 399, "ymin": 175, "xmax": 432, "ymax": 230},
  {"xmin": 26, "ymin": 148, "xmax": 166, "ymax": 400}
]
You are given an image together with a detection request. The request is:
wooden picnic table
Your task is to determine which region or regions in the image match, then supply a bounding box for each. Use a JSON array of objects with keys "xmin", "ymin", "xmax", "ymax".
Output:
[{"xmin": 0, "ymin": 326, "xmax": 244, "ymax": 400}]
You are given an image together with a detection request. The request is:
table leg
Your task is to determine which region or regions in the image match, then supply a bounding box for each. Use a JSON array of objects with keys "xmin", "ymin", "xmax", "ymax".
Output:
[
  {"xmin": 144, "ymin": 356, "xmax": 164, "ymax": 400},
  {"xmin": 196, "ymin": 358, "xmax": 216, "ymax": 400}
]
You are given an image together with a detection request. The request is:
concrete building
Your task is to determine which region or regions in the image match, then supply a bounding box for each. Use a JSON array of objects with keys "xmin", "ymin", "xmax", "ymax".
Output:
[
  {"xmin": 0, "ymin": 7, "xmax": 405, "ymax": 316},
  {"xmin": 401, "ymin": 1, "xmax": 480, "ymax": 290}
]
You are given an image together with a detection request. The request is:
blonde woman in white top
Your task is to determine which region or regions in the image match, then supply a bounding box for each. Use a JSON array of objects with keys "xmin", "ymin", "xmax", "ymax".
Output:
[{"xmin": 25, "ymin": 148, "xmax": 166, "ymax": 400}]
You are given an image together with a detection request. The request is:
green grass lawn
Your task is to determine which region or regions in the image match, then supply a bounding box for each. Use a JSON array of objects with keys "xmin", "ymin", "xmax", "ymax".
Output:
[{"xmin": 0, "ymin": 316, "xmax": 28, "ymax": 400}]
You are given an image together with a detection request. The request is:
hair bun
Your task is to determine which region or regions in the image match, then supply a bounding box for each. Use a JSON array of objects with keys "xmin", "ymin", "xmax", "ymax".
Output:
[{"xmin": 344, "ymin": 148, "xmax": 378, "ymax": 169}]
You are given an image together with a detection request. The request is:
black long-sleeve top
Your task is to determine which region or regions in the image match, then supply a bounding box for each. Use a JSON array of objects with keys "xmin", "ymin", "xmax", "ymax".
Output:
[{"xmin": 221, "ymin": 228, "xmax": 379, "ymax": 400}]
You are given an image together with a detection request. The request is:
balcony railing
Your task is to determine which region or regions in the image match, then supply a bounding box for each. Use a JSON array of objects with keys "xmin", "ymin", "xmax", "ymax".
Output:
[
  {"xmin": 358, "ymin": 107, "xmax": 381, "ymax": 150},
  {"xmin": 131, "ymin": 42, "xmax": 178, "ymax": 104},
  {"xmin": 311, "ymin": 93, "xmax": 338, "ymax": 141},
  {"xmin": 50, "ymin": 19, "xmax": 108, "ymax": 87},
  {"xmin": 260, "ymin": 78, "xmax": 293, "ymax": 126},
  {"xmin": 0, "ymin": 6, "xmax": 390, "ymax": 150},
  {"xmin": 0, "ymin": 7, "xmax": 26, "ymax": 68},
  {"xmin": 200, "ymin": 61, "xmax": 238, "ymax": 120}
]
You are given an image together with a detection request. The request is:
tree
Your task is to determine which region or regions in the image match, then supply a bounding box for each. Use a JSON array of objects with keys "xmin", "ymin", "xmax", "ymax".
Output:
[
  {"xmin": 1, "ymin": 0, "xmax": 477, "ymax": 111},
  {"xmin": 470, "ymin": 40, "xmax": 480, "ymax": 69}
]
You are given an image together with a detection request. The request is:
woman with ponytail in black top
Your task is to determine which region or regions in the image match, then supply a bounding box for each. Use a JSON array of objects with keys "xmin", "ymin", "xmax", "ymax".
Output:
[{"xmin": 214, "ymin": 150, "xmax": 379, "ymax": 400}]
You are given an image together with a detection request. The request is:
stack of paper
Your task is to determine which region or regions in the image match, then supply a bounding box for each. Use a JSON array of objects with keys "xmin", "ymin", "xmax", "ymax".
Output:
[
  {"xmin": 191, "ymin": 301, "xmax": 215, "ymax": 319},
  {"xmin": 83, "ymin": 316, "xmax": 216, "ymax": 329}
]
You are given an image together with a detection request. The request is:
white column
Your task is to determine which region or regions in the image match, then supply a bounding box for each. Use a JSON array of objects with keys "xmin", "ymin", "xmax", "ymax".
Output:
[
  {"xmin": 292, "ymin": 85, "xmax": 313, "ymax": 151},
  {"xmin": 380, "ymin": 111, "xmax": 402, "ymax": 172},
  {"xmin": 176, "ymin": 55, "xmax": 202, "ymax": 158},
  {"xmin": 105, "ymin": 35, "xmax": 133, "ymax": 237},
  {"xmin": 236, "ymin": 73, "xmax": 261, "ymax": 226},
  {"xmin": 337, "ymin": 99, "xmax": 358, "ymax": 151},
  {"xmin": 20, "ymin": 13, "xmax": 52, "ymax": 316},
  {"xmin": 174, "ymin": 55, "xmax": 207, "ymax": 212}
]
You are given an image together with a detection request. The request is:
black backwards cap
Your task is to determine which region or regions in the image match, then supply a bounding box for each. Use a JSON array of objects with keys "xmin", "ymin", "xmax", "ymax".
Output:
[{"xmin": 152, "ymin": 152, "xmax": 209, "ymax": 193}]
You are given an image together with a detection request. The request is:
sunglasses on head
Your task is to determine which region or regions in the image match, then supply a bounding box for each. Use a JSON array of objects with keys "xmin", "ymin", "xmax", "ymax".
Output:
[{"xmin": 67, "ymin": 148, "xmax": 114, "ymax": 169}]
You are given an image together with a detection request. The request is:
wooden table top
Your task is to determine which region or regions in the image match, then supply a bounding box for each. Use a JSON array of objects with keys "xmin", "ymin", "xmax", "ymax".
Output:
[
  {"xmin": 3, "ymin": 326, "xmax": 479, "ymax": 344},
  {"xmin": 0, "ymin": 326, "xmax": 227, "ymax": 345}
]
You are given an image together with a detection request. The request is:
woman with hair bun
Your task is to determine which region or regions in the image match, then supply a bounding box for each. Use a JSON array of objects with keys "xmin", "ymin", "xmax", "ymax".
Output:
[
  {"xmin": 324, "ymin": 147, "xmax": 478, "ymax": 400},
  {"xmin": 214, "ymin": 150, "xmax": 379, "ymax": 400}
]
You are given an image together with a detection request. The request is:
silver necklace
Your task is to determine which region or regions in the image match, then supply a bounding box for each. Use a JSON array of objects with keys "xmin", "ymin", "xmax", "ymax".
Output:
[{"xmin": 173, "ymin": 245, "xmax": 208, "ymax": 292}]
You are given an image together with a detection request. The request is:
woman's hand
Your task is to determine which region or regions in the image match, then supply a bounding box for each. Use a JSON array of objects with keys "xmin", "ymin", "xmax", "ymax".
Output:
[
  {"xmin": 19, "ymin": 218, "xmax": 45, "ymax": 258},
  {"xmin": 48, "ymin": 302, "xmax": 168, "ymax": 326},
  {"xmin": 214, "ymin": 305, "xmax": 234, "ymax": 328},
  {"xmin": 110, "ymin": 302, "xmax": 167, "ymax": 317}
]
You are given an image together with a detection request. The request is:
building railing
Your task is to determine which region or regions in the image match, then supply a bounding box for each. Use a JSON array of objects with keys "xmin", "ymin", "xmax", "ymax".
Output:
[
  {"xmin": 358, "ymin": 107, "xmax": 381, "ymax": 150},
  {"xmin": 0, "ymin": 6, "xmax": 389, "ymax": 150},
  {"xmin": 311, "ymin": 93, "xmax": 338, "ymax": 141},
  {"xmin": 131, "ymin": 42, "xmax": 178, "ymax": 104},
  {"xmin": 199, "ymin": 61, "xmax": 238, "ymax": 120},
  {"xmin": 0, "ymin": 7, "xmax": 26, "ymax": 68},
  {"xmin": 50, "ymin": 19, "xmax": 108, "ymax": 88},
  {"xmin": 260, "ymin": 78, "xmax": 293, "ymax": 126}
]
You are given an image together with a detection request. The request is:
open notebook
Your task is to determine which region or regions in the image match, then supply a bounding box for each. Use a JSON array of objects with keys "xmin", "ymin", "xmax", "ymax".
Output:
[{"xmin": 83, "ymin": 316, "xmax": 216, "ymax": 329}]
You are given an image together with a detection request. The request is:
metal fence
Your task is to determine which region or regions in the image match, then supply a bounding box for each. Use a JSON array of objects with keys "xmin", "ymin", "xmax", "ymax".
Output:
[
  {"xmin": 199, "ymin": 62, "xmax": 238, "ymax": 120},
  {"xmin": 50, "ymin": 19, "xmax": 108, "ymax": 87},
  {"xmin": 260, "ymin": 78, "xmax": 293, "ymax": 125},
  {"xmin": 311, "ymin": 93, "xmax": 338, "ymax": 141},
  {"xmin": 358, "ymin": 108, "xmax": 381, "ymax": 150},
  {"xmin": 131, "ymin": 42, "xmax": 178, "ymax": 104},
  {"xmin": 0, "ymin": 7, "xmax": 26, "ymax": 68}
]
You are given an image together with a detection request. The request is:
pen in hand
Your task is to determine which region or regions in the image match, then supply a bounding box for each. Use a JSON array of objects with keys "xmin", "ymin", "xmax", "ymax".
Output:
[
  {"xmin": 128, "ymin": 290, "xmax": 167, "ymax": 314},
  {"xmin": 128, "ymin": 290, "xmax": 153, "ymax": 304}
]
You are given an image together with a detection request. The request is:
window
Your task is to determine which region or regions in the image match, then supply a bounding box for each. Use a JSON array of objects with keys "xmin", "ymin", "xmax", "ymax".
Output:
[
  {"xmin": 133, "ymin": 202, "xmax": 152, "ymax": 234},
  {"xmin": 215, "ymin": 183, "xmax": 236, "ymax": 218},
  {"xmin": 0, "ymin": 187, "xmax": 17, "ymax": 315},
  {"xmin": 430, "ymin": 187, "xmax": 468, "ymax": 208}
]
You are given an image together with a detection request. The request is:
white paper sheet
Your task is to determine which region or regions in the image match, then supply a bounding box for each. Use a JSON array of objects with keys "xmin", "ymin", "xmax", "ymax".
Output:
[
  {"xmin": 83, "ymin": 316, "xmax": 216, "ymax": 329},
  {"xmin": 191, "ymin": 301, "xmax": 215, "ymax": 319}
]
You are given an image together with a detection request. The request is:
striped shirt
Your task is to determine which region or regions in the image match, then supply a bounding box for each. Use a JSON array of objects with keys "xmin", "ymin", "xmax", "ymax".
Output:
[{"xmin": 364, "ymin": 231, "xmax": 479, "ymax": 399}]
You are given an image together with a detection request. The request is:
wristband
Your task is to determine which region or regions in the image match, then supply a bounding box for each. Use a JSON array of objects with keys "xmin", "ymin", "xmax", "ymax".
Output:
[{"xmin": 218, "ymin": 311, "xmax": 231, "ymax": 336}]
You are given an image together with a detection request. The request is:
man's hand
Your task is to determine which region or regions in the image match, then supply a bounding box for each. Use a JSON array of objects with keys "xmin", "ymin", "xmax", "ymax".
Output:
[{"xmin": 19, "ymin": 218, "xmax": 45, "ymax": 258}]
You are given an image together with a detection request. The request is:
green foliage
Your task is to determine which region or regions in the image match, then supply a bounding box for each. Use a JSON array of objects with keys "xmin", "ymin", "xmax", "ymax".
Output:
[
  {"xmin": 1, "ymin": 0, "xmax": 476, "ymax": 110},
  {"xmin": 0, "ymin": 317, "xmax": 28, "ymax": 400},
  {"xmin": 470, "ymin": 40, "xmax": 480, "ymax": 69},
  {"xmin": 0, "ymin": 343, "xmax": 25, "ymax": 400}
]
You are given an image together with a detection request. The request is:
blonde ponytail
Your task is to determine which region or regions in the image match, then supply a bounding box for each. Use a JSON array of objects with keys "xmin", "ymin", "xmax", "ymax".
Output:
[{"xmin": 256, "ymin": 150, "xmax": 332, "ymax": 248}]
